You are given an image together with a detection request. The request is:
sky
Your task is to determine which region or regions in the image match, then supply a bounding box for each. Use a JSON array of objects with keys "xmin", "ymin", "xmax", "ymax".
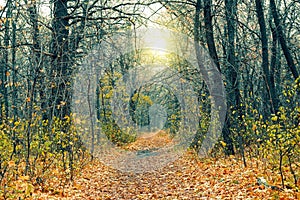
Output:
[
  {"xmin": 0, "ymin": 0, "xmax": 51, "ymax": 17},
  {"xmin": 0, "ymin": 0, "xmax": 166, "ymax": 19},
  {"xmin": 0, "ymin": 0, "xmax": 5, "ymax": 8}
]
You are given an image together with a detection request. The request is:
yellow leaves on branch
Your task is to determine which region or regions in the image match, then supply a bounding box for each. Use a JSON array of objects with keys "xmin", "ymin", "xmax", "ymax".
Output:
[{"xmin": 271, "ymin": 115, "xmax": 278, "ymax": 122}]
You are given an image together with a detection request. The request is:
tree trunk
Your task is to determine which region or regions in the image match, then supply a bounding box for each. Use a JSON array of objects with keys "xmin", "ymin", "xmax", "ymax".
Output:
[
  {"xmin": 50, "ymin": 0, "xmax": 71, "ymax": 119},
  {"xmin": 269, "ymin": 17, "xmax": 281, "ymax": 108},
  {"xmin": 1, "ymin": 1, "xmax": 11, "ymax": 119},
  {"xmin": 203, "ymin": 0, "xmax": 221, "ymax": 72},
  {"xmin": 223, "ymin": 0, "xmax": 239, "ymax": 155},
  {"xmin": 194, "ymin": 0, "xmax": 227, "ymax": 156},
  {"xmin": 269, "ymin": 0, "xmax": 299, "ymax": 80},
  {"xmin": 255, "ymin": 0, "xmax": 278, "ymax": 113}
]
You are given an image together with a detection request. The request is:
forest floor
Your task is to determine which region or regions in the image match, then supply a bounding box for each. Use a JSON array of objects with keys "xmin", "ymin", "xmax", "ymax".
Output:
[{"xmin": 32, "ymin": 132, "xmax": 299, "ymax": 200}]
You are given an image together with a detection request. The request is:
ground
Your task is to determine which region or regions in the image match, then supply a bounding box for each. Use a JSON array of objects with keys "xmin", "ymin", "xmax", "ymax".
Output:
[{"xmin": 32, "ymin": 132, "xmax": 299, "ymax": 199}]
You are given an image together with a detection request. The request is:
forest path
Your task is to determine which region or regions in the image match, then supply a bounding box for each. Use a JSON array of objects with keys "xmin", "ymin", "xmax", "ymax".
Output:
[
  {"xmin": 123, "ymin": 130, "xmax": 173, "ymax": 151},
  {"xmin": 33, "ymin": 133, "xmax": 297, "ymax": 199}
]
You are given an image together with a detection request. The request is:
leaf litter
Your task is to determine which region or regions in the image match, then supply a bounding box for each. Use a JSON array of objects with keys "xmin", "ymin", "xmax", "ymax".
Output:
[{"xmin": 32, "ymin": 133, "xmax": 299, "ymax": 199}]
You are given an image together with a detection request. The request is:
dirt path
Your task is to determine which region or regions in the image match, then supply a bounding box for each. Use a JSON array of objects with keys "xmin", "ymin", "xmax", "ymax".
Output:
[{"xmin": 33, "ymin": 133, "xmax": 298, "ymax": 199}]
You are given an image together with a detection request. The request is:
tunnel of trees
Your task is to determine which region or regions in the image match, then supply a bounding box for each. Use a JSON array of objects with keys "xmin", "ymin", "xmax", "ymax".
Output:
[{"xmin": 0, "ymin": 0, "xmax": 299, "ymax": 197}]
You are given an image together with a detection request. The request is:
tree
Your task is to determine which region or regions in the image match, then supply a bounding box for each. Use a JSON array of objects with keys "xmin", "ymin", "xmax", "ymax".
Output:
[
  {"xmin": 255, "ymin": 0, "xmax": 278, "ymax": 114},
  {"xmin": 222, "ymin": 0, "xmax": 239, "ymax": 155},
  {"xmin": 49, "ymin": 0, "xmax": 71, "ymax": 120},
  {"xmin": 1, "ymin": 0, "xmax": 11, "ymax": 120},
  {"xmin": 269, "ymin": 0, "xmax": 299, "ymax": 80},
  {"xmin": 203, "ymin": 0, "xmax": 221, "ymax": 71}
]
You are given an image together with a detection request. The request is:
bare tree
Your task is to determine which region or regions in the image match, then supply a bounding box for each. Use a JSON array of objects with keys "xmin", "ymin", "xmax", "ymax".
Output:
[{"xmin": 269, "ymin": 0, "xmax": 299, "ymax": 79}]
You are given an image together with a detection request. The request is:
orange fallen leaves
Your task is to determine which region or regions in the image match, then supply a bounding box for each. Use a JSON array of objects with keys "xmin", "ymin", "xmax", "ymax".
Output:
[
  {"xmin": 2, "ymin": 133, "xmax": 290, "ymax": 199},
  {"xmin": 124, "ymin": 130, "xmax": 173, "ymax": 151},
  {"xmin": 30, "ymin": 150, "xmax": 298, "ymax": 200}
]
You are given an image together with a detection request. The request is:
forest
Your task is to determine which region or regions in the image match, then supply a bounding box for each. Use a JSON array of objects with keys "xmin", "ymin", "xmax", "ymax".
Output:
[{"xmin": 0, "ymin": 0, "xmax": 299, "ymax": 199}]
